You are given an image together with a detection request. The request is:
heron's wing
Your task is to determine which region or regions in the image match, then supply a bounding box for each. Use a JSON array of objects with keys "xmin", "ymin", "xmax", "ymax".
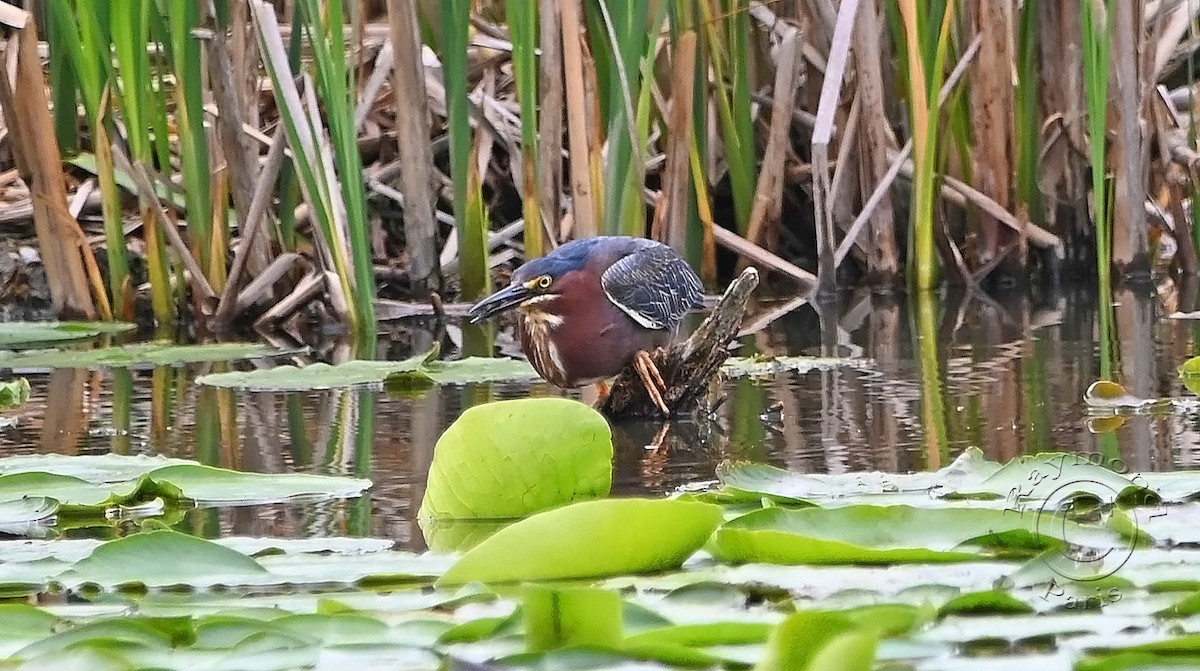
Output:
[{"xmin": 601, "ymin": 244, "xmax": 704, "ymax": 331}]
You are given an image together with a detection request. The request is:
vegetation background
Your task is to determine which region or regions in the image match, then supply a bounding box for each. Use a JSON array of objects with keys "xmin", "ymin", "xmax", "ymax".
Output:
[{"xmin": 0, "ymin": 0, "xmax": 1196, "ymax": 345}]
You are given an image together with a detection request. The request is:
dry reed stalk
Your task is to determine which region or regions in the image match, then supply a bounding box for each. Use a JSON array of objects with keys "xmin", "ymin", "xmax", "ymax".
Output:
[
  {"xmin": 657, "ymin": 30, "xmax": 698, "ymax": 254},
  {"xmin": 747, "ymin": 18, "xmax": 805, "ymax": 253},
  {"xmin": 967, "ymin": 0, "xmax": 1018, "ymax": 272},
  {"xmin": 0, "ymin": 5, "xmax": 98, "ymax": 318},
  {"xmin": 1111, "ymin": 0, "xmax": 1151, "ymax": 278},
  {"xmin": 204, "ymin": 0, "xmax": 268, "ymax": 276},
  {"xmin": 560, "ymin": 0, "xmax": 597, "ymax": 238},
  {"xmin": 811, "ymin": 0, "xmax": 858, "ymax": 293},
  {"xmin": 851, "ymin": 0, "xmax": 899, "ymax": 283},
  {"xmin": 538, "ymin": 0, "xmax": 564, "ymax": 245},
  {"xmin": 387, "ymin": 0, "xmax": 441, "ymax": 294}
]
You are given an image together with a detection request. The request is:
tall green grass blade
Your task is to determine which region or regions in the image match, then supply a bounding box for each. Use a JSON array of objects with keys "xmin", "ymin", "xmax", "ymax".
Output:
[
  {"xmin": 295, "ymin": 0, "xmax": 377, "ymax": 333},
  {"xmin": 46, "ymin": 4, "xmax": 79, "ymax": 154},
  {"xmin": 1082, "ymin": 0, "xmax": 1113, "ymax": 377},
  {"xmin": 506, "ymin": 0, "xmax": 545, "ymax": 258},
  {"xmin": 164, "ymin": 1, "xmax": 213, "ymax": 274},
  {"xmin": 725, "ymin": 0, "xmax": 754, "ymax": 236},
  {"xmin": 111, "ymin": 0, "xmax": 173, "ymax": 324},
  {"xmin": 442, "ymin": 0, "xmax": 490, "ymax": 301},
  {"xmin": 697, "ymin": 0, "xmax": 755, "ymax": 235},
  {"xmin": 251, "ymin": 0, "xmax": 358, "ymax": 331}
]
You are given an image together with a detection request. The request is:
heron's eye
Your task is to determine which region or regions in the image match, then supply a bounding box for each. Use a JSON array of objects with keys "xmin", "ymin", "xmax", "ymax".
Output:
[{"xmin": 536, "ymin": 275, "xmax": 553, "ymax": 290}]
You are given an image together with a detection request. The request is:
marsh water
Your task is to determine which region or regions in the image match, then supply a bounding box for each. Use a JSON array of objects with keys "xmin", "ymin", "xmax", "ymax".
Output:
[{"xmin": 3, "ymin": 282, "xmax": 1198, "ymax": 552}]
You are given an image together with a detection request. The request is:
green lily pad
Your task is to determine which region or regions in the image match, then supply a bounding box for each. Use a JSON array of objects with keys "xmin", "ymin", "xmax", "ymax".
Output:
[
  {"xmin": 524, "ymin": 586, "xmax": 623, "ymax": 652},
  {"xmin": 754, "ymin": 611, "xmax": 877, "ymax": 671},
  {"xmin": 944, "ymin": 451, "xmax": 1157, "ymax": 506},
  {"xmin": 438, "ymin": 498, "xmax": 724, "ymax": 585},
  {"xmin": 0, "ymin": 497, "xmax": 59, "ymax": 526},
  {"xmin": 197, "ymin": 349, "xmax": 539, "ymax": 391},
  {"xmin": 0, "ymin": 453, "xmax": 194, "ymax": 483},
  {"xmin": 709, "ymin": 505, "xmax": 1125, "ymax": 565},
  {"xmin": 0, "ymin": 472, "xmax": 140, "ymax": 511},
  {"xmin": 0, "ymin": 321, "xmax": 134, "ymax": 347},
  {"xmin": 720, "ymin": 355, "xmax": 871, "ymax": 378},
  {"xmin": 0, "ymin": 455, "xmax": 371, "ymax": 510},
  {"xmin": 0, "ymin": 378, "xmax": 30, "ymax": 410},
  {"xmin": 59, "ymin": 529, "xmax": 269, "ymax": 588},
  {"xmin": 386, "ymin": 356, "xmax": 540, "ymax": 386},
  {"xmin": 713, "ymin": 447, "xmax": 1000, "ymax": 503},
  {"xmin": 419, "ymin": 398, "xmax": 613, "ymax": 520},
  {"xmin": 141, "ymin": 464, "xmax": 372, "ymax": 504},
  {"xmin": 0, "ymin": 342, "xmax": 296, "ymax": 369}
]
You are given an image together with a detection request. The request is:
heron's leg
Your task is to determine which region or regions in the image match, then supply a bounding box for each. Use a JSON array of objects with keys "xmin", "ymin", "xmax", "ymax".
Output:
[{"xmin": 632, "ymin": 350, "xmax": 670, "ymax": 415}]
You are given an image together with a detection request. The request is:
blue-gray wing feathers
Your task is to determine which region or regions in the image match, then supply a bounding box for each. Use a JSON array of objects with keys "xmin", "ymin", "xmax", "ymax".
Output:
[{"xmin": 601, "ymin": 243, "xmax": 704, "ymax": 331}]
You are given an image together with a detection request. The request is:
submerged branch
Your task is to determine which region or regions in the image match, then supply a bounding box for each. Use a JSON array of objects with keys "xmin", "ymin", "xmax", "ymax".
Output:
[{"xmin": 600, "ymin": 267, "xmax": 760, "ymax": 419}]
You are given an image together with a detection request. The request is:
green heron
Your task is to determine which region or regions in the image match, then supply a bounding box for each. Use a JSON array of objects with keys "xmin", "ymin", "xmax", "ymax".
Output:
[{"xmin": 468, "ymin": 236, "xmax": 705, "ymax": 414}]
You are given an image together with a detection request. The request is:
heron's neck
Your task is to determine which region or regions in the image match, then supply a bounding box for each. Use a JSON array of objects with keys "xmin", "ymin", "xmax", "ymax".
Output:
[{"xmin": 519, "ymin": 296, "xmax": 564, "ymax": 329}]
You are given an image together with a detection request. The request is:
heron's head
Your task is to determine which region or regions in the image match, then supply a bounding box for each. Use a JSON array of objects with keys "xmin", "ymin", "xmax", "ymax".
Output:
[{"xmin": 467, "ymin": 239, "xmax": 601, "ymax": 323}]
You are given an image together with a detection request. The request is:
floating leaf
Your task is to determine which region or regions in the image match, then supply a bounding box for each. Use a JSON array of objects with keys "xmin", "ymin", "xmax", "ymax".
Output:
[
  {"xmin": 0, "ymin": 453, "xmax": 193, "ymax": 483},
  {"xmin": 709, "ymin": 506, "xmax": 1124, "ymax": 565},
  {"xmin": 141, "ymin": 464, "xmax": 372, "ymax": 504},
  {"xmin": 0, "ymin": 342, "xmax": 296, "ymax": 369},
  {"xmin": 59, "ymin": 530, "xmax": 269, "ymax": 588},
  {"xmin": 0, "ymin": 472, "xmax": 139, "ymax": 511},
  {"xmin": 438, "ymin": 499, "xmax": 723, "ymax": 585},
  {"xmin": 754, "ymin": 611, "xmax": 877, "ymax": 671},
  {"xmin": 944, "ymin": 452, "xmax": 1157, "ymax": 506},
  {"xmin": 387, "ymin": 356, "xmax": 540, "ymax": 386},
  {"xmin": 721, "ymin": 355, "xmax": 871, "ymax": 378},
  {"xmin": 524, "ymin": 586, "xmax": 623, "ymax": 652},
  {"xmin": 419, "ymin": 398, "xmax": 612, "ymax": 520},
  {"xmin": 0, "ymin": 497, "xmax": 58, "ymax": 526},
  {"xmin": 198, "ymin": 350, "xmax": 539, "ymax": 391},
  {"xmin": 0, "ymin": 455, "xmax": 370, "ymax": 510},
  {"xmin": 1083, "ymin": 380, "xmax": 1170, "ymax": 413},
  {"xmin": 0, "ymin": 321, "xmax": 134, "ymax": 347},
  {"xmin": 0, "ymin": 378, "xmax": 30, "ymax": 410},
  {"xmin": 714, "ymin": 447, "xmax": 1000, "ymax": 503}
]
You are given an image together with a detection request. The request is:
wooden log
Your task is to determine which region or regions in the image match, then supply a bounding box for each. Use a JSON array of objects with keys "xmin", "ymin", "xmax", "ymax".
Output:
[{"xmin": 600, "ymin": 268, "xmax": 760, "ymax": 419}]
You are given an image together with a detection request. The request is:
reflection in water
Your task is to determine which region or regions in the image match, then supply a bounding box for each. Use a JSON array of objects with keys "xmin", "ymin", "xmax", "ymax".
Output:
[{"xmin": 2, "ymin": 286, "xmax": 1199, "ymax": 549}]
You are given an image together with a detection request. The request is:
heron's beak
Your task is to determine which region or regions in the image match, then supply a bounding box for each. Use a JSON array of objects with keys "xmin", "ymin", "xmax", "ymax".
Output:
[{"xmin": 468, "ymin": 283, "xmax": 531, "ymax": 323}]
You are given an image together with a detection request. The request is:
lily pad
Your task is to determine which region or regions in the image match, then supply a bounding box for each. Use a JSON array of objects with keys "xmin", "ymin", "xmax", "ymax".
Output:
[
  {"xmin": 0, "ymin": 378, "xmax": 30, "ymax": 410},
  {"xmin": 0, "ymin": 453, "xmax": 193, "ymax": 483},
  {"xmin": 0, "ymin": 342, "xmax": 296, "ymax": 369},
  {"xmin": 0, "ymin": 472, "xmax": 140, "ymax": 511},
  {"xmin": 59, "ymin": 529, "xmax": 269, "ymax": 588},
  {"xmin": 0, "ymin": 454, "xmax": 372, "ymax": 513},
  {"xmin": 709, "ymin": 505, "xmax": 1125, "ymax": 565},
  {"xmin": 197, "ymin": 349, "xmax": 539, "ymax": 391},
  {"xmin": 713, "ymin": 447, "xmax": 1000, "ymax": 503},
  {"xmin": 142, "ymin": 464, "xmax": 372, "ymax": 504},
  {"xmin": 438, "ymin": 498, "xmax": 724, "ymax": 585},
  {"xmin": 720, "ymin": 355, "xmax": 871, "ymax": 378},
  {"xmin": 944, "ymin": 452, "xmax": 1157, "ymax": 506},
  {"xmin": 0, "ymin": 321, "xmax": 134, "ymax": 347},
  {"xmin": 0, "ymin": 497, "xmax": 58, "ymax": 526},
  {"xmin": 755, "ymin": 611, "xmax": 877, "ymax": 671},
  {"xmin": 418, "ymin": 398, "xmax": 613, "ymax": 520}
]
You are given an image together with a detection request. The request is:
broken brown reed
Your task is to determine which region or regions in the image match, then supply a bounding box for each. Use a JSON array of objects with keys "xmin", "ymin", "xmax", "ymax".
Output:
[
  {"xmin": 601, "ymin": 267, "xmax": 760, "ymax": 419},
  {"xmin": 0, "ymin": 3, "xmax": 98, "ymax": 319}
]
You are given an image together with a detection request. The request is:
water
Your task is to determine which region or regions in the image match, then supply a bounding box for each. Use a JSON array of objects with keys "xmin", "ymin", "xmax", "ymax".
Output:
[{"xmin": 2, "ymin": 283, "xmax": 1198, "ymax": 549}]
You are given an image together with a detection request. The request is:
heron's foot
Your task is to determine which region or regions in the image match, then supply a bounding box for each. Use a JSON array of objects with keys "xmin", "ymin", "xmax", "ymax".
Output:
[
  {"xmin": 633, "ymin": 350, "xmax": 670, "ymax": 415},
  {"xmin": 591, "ymin": 380, "xmax": 611, "ymax": 407}
]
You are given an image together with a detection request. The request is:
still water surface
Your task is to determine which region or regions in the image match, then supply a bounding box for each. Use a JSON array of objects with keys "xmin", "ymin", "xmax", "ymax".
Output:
[{"xmin": 2, "ymin": 284, "xmax": 1198, "ymax": 550}]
